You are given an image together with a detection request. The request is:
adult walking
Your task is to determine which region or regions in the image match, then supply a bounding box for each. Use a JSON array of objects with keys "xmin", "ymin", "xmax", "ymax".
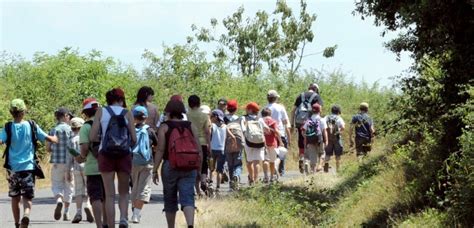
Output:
[
  {"xmin": 291, "ymin": 83, "xmax": 324, "ymax": 173},
  {"xmin": 134, "ymin": 86, "xmax": 160, "ymax": 131},
  {"xmin": 90, "ymin": 88, "xmax": 137, "ymax": 228},
  {"xmin": 263, "ymin": 90, "xmax": 291, "ymax": 176},
  {"xmin": 153, "ymin": 99, "xmax": 202, "ymax": 228}
]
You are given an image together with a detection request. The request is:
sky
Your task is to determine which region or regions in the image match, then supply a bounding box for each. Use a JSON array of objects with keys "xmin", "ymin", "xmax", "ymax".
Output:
[{"xmin": 1, "ymin": 0, "xmax": 413, "ymax": 86}]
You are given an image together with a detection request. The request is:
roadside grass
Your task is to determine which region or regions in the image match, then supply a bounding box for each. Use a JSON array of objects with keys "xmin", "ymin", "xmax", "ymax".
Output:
[{"xmin": 397, "ymin": 208, "xmax": 447, "ymax": 227}]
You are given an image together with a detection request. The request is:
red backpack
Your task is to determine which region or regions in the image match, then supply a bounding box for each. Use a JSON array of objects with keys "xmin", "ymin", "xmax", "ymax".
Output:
[{"xmin": 167, "ymin": 121, "xmax": 200, "ymax": 171}]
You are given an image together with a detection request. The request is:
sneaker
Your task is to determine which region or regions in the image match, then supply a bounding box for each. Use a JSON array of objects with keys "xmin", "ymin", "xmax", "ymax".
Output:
[
  {"xmin": 118, "ymin": 218, "xmax": 128, "ymax": 228},
  {"xmin": 71, "ymin": 214, "xmax": 82, "ymax": 223},
  {"xmin": 54, "ymin": 202, "xmax": 63, "ymax": 220},
  {"xmin": 298, "ymin": 160, "xmax": 304, "ymax": 174},
  {"xmin": 20, "ymin": 215, "xmax": 29, "ymax": 228},
  {"xmin": 131, "ymin": 214, "xmax": 140, "ymax": 224},
  {"xmin": 15, "ymin": 223, "xmax": 20, "ymax": 228},
  {"xmin": 102, "ymin": 225, "xmax": 109, "ymax": 228},
  {"xmin": 84, "ymin": 207, "xmax": 94, "ymax": 223},
  {"xmin": 63, "ymin": 213, "xmax": 70, "ymax": 221},
  {"xmin": 263, "ymin": 177, "xmax": 269, "ymax": 184},
  {"xmin": 324, "ymin": 163, "xmax": 329, "ymax": 173}
]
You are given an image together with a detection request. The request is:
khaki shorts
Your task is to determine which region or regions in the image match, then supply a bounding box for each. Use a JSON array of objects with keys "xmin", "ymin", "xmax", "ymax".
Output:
[
  {"xmin": 265, "ymin": 147, "xmax": 279, "ymax": 162},
  {"xmin": 304, "ymin": 143, "xmax": 325, "ymax": 166},
  {"xmin": 73, "ymin": 171, "xmax": 87, "ymax": 196},
  {"xmin": 131, "ymin": 165, "xmax": 153, "ymax": 203}
]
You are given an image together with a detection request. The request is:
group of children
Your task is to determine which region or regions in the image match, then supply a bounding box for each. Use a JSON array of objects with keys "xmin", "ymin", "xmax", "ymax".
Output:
[{"xmin": 0, "ymin": 83, "xmax": 374, "ymax": 228}]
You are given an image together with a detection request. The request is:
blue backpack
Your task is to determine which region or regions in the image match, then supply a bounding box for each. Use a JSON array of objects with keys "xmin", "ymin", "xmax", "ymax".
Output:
[
  {"xmin": 305, "ymin": 118, "xmax": 323, "ymax": 145},
  {"xmin": 132, "ymin": 124, "xmax": 153, "ymax": 165},
  {"xmin": 101, "ymin": 106, "xmax": 131, "ymax": 158}
]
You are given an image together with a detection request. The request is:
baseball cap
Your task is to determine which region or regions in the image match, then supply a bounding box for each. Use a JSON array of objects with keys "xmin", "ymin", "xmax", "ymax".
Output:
[
  {"xmin": 70, "ymin": 117, "xmax": 85, "ymax": 129},
  {"xmin": 10, "ymin": 99, "xmax": 26, "ymax": 112},
  {"xmin": 246, "ymin": 102, "xmax": 260, "ymax": 113},
  {"xmin": 267, "ymin": 90, "xmax": 280, "ymax": 98},
  {"xmin": 55, "ymin": 107, "xmax": 73, "ymax": 118},
  {"xmin": 211, "ymin": 109, "xmax": 225, "ymax": 122},
  {"xmin": 133, "ymin": 105, "xmax": 148, "ymax": 118},
  {"xmin": 227, "ymin": 99, "xmax": 238, "ymax": 111},
  {"xmin": 82, "ymin": 98, "xmax": 99, "ymax": 110},
  {"xmin": 200, "ymin": 105, "xmax": 211, "ymax": 114},
  {"xmin": 312, "ymin": 103, "xmax": 321, "ymax": 113},
  {"xmin": 218, "ymin": 98, "xmax": 227, "ymax": 106},
  {"xmin": 360, "ymin": 102, "xmax": 369, "ymax": 109}
]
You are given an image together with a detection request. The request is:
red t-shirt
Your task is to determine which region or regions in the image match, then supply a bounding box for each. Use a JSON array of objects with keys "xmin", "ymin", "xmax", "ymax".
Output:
[{"xmin": 263, "ymin": 117, "xmax": 278, "ymax": 147}]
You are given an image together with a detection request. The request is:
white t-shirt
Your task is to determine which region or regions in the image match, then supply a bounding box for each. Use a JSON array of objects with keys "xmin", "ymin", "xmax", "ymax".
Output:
[
  {"xmin": 322, "ymin": 115, "xmax": 345, "ymax": 130},
  {"xmin": 262, "ymin": 103, "xmax": 290, "ymax": 136},
  {"xmin": 211, "ymin": 123, "xmax": 227, "ymax": 151}
]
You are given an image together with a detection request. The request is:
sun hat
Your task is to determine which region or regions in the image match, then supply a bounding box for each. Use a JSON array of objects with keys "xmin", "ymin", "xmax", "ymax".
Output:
[
  {"xmin": 70, "ymin": 117, "xmax": 85, "ymax": 129},
  {"xmin": 10, "ymin": 99, "xmax": 26, "ymax": 112},
  {"xmin": 360, "ymin": 102, "xmax": 369, "ymax": 109},
  {"xmin": 267, "ymin": 90, "xmax": 280, "ymax": 98}
]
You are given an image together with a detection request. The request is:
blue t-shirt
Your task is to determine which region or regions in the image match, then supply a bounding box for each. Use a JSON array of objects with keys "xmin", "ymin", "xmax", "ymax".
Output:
[
  {"xmin": 351, "ymin": 113, "xmax": 373, "ymax": 140},
  {"xmin": 0, "ymin": 121, "xmax": 48, "ymax": 172}
]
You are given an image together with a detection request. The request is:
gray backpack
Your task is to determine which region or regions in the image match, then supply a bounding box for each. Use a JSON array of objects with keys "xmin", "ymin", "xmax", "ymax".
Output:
[
  {"xmin": 295, "ymin": 93, "xmax": 318, "ymax": 128},
  {"xmin": 101, "ymin": 107, "xmax": 131, "ymax": 158}
]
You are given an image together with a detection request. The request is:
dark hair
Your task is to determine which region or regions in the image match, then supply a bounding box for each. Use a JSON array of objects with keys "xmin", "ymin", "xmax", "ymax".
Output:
[
  {"xmin": 261, "ymin": 108, "xmax": 272, "ymax": 117},
  {"xmin": 360, "ymin": 106, "xmax": 368, "ymax": 112},
  {"xmin": 135, "ymin": 86, "xmax": 154, "ymax": 106},
  {"xmin": 134, "ymin": 114, "xmax": 147, "ymax": 121},
  {"xmin": 82, "ymin": 108, "xmax": 97, "ymax": 118},
  {"xmin": 10, "ymin": 110, "xmax": 24, "ymax": 118},
  {"xmin": 188, "ymin": 95, "xmax": 201, "ymax": 108},
  {"xmin": 106, "ymin": 88, "xmax": 126, "ymax": 108},
  {"xmin": 331, "ymin": 105, "xmax": 342, "ymax": 115},
  {"xmin": 267, "ymin": 96, "xmax": 277, "ymax": 103},
  {"xmin": 169, "ymin": 112, "xmax": 184, "ymax": 120}
]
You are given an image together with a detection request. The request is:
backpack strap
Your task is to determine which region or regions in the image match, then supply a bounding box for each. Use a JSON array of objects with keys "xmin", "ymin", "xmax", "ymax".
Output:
[
  {"xmin": 3, "ymin": 122, "xmax": 13, "ymax": 170},
  {"xmin": 120, "ymin": 109, "xmax": 128, "ymax": 116},
  {"xmin": 307, "ymin": 93, "xmax": 318, "ymax": 104},
  {"xmin": 300, "ymin": 93, "xmax": 305, "ymax": 104},
  {"xmin": 28, "ymin": 120, "xmax": 41, "ymax": 165},
  {"xmin": 104, "ymin": 106, "xmax": 116, "ymax": 117}
]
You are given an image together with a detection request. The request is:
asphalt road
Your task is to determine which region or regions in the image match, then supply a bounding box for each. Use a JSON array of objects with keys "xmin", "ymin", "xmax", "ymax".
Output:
[{"xmin": 0, "ymin": 170, "xmax": 304, "ymax": 228}]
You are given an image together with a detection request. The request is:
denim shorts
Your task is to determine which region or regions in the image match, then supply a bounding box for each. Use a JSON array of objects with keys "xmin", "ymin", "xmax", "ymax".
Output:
[
  {"xmin": 211, "ymin": 150, "xmax": 225, "ymax": 173},
  {"xmin": 161, "ymin": 160, "xmax": 197, "ymax": 212}
]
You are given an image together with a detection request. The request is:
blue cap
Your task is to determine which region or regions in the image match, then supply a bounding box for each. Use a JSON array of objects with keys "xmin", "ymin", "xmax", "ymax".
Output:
[
  {"xmin": 133, "ymin": 106, "xmax": 148, "ymax": 117},
  {"xmin": 211, "ymin": 109, "xmax": 225, "ymax": 122}
]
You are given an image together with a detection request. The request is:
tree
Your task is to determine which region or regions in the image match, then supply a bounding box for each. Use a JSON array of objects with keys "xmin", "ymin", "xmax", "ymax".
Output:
[{"xmin": 191, "ymin": 0, "xmax": 336, "ymax": 77}]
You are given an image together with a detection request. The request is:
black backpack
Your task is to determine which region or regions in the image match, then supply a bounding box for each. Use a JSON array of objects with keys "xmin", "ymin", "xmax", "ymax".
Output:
[
  {"xmin": 100, "ymin": 107, "xmax": 131, "ymax": 158},
  {"xmin": 326, "ymin": 115, "xmax": 340, "ymax": 143},
  {"xmin": 3, "ymin": 120, "xmax": 45, "ymax": 179}
]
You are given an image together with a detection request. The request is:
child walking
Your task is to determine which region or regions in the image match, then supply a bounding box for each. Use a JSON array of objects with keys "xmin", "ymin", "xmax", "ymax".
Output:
[
  {"xmin": 0, "ymin": 99, "xmax": 58, "ymax": 228},
  {"xmin": 261, "ymin": 108, "xmax": 284, "ymax": 183},
  {"xmin": 130, "ymin": 106, "xmax": 158, "ymax": 224},
  {"xmin": 210, "ymin": 109, "xmax": 235, "ymax": 191}
]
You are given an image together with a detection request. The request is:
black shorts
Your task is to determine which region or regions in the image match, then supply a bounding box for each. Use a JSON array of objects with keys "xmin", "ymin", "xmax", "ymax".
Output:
[
  {"xmin": 8, "ymin": 170, "xmax": 35, "ymax": 199},
  {"xmin": 87, "ymin": 175, "xmax": 105, "ymax": 202},
  {"xmin": 201, "ymin": 145, "xmax": 209, "ymax": 175},
  {"xmin": 355, "ymin": 137, "xmax": 372, "ymax": 156},
  {"xmin": 325, "ymin": 140, "xmax": 343, "ymax": 157}
]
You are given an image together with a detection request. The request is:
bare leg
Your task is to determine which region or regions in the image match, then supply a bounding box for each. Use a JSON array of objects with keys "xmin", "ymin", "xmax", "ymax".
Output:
[
  {"xmin": 11, "ymin": 196, "xmax": 21, "ymax": 224},
  {"xmin": 101, "ymin": 172, "xmax": 116, "ymax": 227},
  {"xmin": 336, "ymin": 156, "xmax": 341, "ymax": 172},
  {"xmin": 133, "ymin": 200, "xmax": 145, "ymax": 210},
  {"xmin": 252, "ymin": 161, "xmax": 260, "ymax": 183},
  {"xmin": 22, "ymin": 197, "xmax": 32, "ymax": 216},
  {"xmin": 270, "ymin": 162, "xmax": 276, "ymax": 179},
  {"xmin": 247, "ymin": 162, "xmax": 254, "ymax": 183},
  {"xmin": 75, "ymin": 195, "xmax": 83, "ymax": 213},
  {"xmin": 262, "ymin": 161, "xmax": 269, "ymax": 180},
  {"xmin": 165, "ymin": 212, "xmax": 176, "ymax": 228},
  {"xmin": 91, "ymin": 200, "xmax": 103, "ymax": 228},
  {"xmin": 183, "ymin": 206, "xmax": 195, "ymax": 227},
  {"xmin": 117, "ymin": 172, "xmax": 130, "ymax": 222},
  {"xmin": 216, "ymin": 173, "xmax": 221, "ymax": 188}
]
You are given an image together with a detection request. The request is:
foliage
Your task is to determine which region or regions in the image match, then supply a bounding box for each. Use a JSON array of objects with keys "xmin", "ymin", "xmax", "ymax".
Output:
[
  {"xmin": 356, "ymin": 0, "xmax": 474, "ymax": 225},
  {"xmin": 190, "ymin": 0, "xmax": 336, "ymax": 77}
]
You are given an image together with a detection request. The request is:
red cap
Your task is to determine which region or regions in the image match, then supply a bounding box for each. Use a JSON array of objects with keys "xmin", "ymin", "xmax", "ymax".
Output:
[
  {"xmin": 227, "ymin": 99, "xmax": 238, "ymax": 110},
  {"xmin": 82, "ymin": 98, "xmax": 99, "ymax": 110},
  {"xmin": 312, "ymin": 103, "xmax": 321, "ymax": 113},
  {"xmin": 170, "ymin": 94, "xmax": 183, "ymax": 102},
  {"xmin": 246, "ymin": 102, "xmax": 260, "ymax": 113}
]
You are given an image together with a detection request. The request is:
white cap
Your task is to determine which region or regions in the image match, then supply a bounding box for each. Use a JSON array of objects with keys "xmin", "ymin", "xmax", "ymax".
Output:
[{"xmin": 200, "ymin": 105, "xmax": 211, "ymax": 114}]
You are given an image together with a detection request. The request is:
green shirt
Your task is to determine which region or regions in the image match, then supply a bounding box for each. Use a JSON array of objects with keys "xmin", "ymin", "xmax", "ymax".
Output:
[
  {"xmin": 187, "ymin": 108, "xmax": 210, "ymax": 145},
  {"xmin": 79, "ymin": 121, "xmax": 100, "ymax": 176}
]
